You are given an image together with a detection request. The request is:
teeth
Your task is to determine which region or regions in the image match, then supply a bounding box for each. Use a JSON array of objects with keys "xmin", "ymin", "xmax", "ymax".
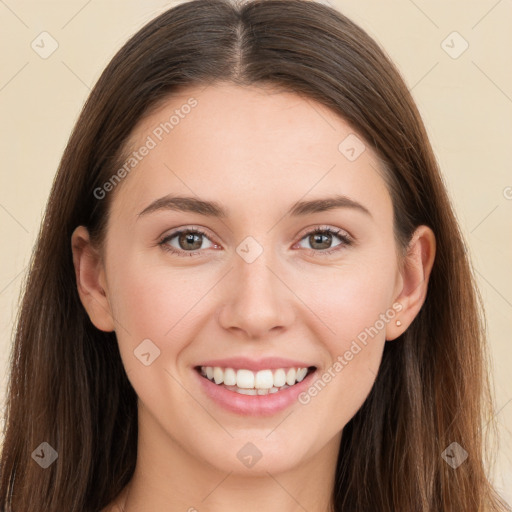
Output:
[
  {"xmin": 237, "ymin": 388, "xmax": 257, "ymax": 395},
  {"xmin": 273, "ymin": 369, "xmax": 286, "ymax": 387},
  {"xmin": 254, "ymin": 369, "xmax": 274, "ymax": 389},
  {"xmin": 286, "ymin": 368, "xmax": 296, "ymax": 386},
  {"xmin": 224, "ymin": 384, "xmax": 290, "ymax": 395},
  {"xmin": 199, "ymin": 365, "xmax": 312, "ymax": 391},
  {"xmin": 213, "ymin": 367, "xmax": 223, "ymax": 384},
  {"xmin": 296, "ymin": 368, "xmax": 308, "ymax": 382},
  {"xmin": 223, "ymin": 367, "xmax": 237, "ymax": 386},
  {"xmin": 237, "ymin": 369, "xmax": 255, "ymax": 389}
]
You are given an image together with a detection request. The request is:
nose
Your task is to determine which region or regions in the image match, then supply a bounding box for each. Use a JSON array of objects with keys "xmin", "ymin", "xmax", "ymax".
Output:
[{"xmin": 216, "ymin": 248, "xmax": 296, "ymax": 340}]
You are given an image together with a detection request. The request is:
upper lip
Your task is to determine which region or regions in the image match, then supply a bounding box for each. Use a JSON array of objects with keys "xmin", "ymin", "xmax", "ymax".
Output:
[{"xmin": 195, "ymin": 357, "xmax": 317, "ymax": 372}]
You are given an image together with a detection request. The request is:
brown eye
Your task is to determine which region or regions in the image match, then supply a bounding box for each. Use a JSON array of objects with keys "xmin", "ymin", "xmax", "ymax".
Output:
[
  {"xmin": 308, "ymin": 232, "xmax": 334, "ymax": 250},
  {"xmin": 159, "ymin": 227, "xmax": 215, "ymax": 256},
  {"xmin": 296, "ymin": 227, "xmax": 352, "ymax": 255},
  {"xmin": 177, "ymin": 232, "xmax": 203, "ymax": 251}
]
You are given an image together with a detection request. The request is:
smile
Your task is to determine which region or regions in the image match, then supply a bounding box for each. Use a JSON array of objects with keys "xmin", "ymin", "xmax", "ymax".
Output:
[{"xmin": 197, "ymin": 366, "xmax": 316, "ymax": 395}]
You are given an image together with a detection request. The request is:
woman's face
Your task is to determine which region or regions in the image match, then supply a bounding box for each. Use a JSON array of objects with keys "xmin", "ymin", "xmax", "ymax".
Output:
[{"xmin": 78, "ymin": 83, "xmax": 412, "ymax": 476}]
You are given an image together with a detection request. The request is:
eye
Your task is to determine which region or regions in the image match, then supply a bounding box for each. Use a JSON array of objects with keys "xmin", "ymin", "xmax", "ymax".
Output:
[
  {"xmin": 295, "ymin": 226, "xmax": 353, "ymax": 256},
  {"xmin": 158, "ymin": 225, "xmax": 353, "ymax": 258},
  {"xmin": 158, "ymin": 227, "xmax": 218, "ymax": 256}
]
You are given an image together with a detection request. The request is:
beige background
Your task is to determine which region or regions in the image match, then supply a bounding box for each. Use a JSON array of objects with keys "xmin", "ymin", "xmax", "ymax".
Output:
[{"xmin": 0, "ymin": 0, "xmax": 511, "ymax": 501}]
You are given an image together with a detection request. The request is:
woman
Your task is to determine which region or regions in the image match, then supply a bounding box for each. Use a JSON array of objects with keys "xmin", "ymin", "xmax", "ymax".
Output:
[{"xmin": 0, "ymin": 0, "xmax": 509, "ymax": 510}]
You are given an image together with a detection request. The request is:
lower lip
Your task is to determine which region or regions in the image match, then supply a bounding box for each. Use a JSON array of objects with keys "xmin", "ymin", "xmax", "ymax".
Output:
[{"xmin": 193, "ymin": 367, "xmax": 317, "ymax": 416}]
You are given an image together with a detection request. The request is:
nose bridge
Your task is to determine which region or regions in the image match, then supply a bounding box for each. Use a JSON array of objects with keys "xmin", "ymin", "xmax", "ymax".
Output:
[
  {"xmin": 235, "ymin": 234, "xmax": 281, "ymax": 308},
  {"xmin": 217, "ymin": 233, "xmax": 294, "ymax": 337},
  {"xmin": 237, "ymin": 243, "xmax": 276, "ymax": 294}
]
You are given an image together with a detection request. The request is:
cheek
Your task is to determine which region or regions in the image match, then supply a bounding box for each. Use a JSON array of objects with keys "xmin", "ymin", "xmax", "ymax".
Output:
[
  {"xmin": 295, "ymin": 253, "xmax": 396, "ymax": 411},
  {"xmin": 105, "ymin": 257, "xmax": 208, "ymax": 412},
  {"xmin": 105, "ymin": 250, "xmax": 221, "ymax": 365},
  {"xmin": 301, "ymin": 253, "xmax": 396, "ymax": 345},
  {"xmin": 107, "ymin": 248, "xmax": 194, "ymax": 332}
]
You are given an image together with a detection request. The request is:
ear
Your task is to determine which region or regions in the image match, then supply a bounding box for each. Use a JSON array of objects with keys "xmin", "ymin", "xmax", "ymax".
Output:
[
  {"xmin": 71, "ymin": 226, "xmax": 115, "ymax": 332},
  {"xmin": 386, "ymin": 225, "xmax": 436, "ymax": 341}
]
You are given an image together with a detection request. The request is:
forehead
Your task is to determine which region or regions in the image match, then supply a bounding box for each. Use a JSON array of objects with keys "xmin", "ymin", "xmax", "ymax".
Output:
[{"xmin": 110, "ymin": 83, "xmax": 391, "ymax": 223}]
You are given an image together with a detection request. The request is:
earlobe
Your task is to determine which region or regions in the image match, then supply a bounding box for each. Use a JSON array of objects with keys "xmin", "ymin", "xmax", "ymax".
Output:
[
  {"xmin": 71, "ymin": 226, "xmax": 115, "ymax": 332},
  {"xmin": 386, "ymin": 225, "xmax": 436, "ymax": 341}
]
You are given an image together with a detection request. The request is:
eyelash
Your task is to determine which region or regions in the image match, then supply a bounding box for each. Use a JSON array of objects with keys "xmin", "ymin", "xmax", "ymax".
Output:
[{"xmin": 158, "ymin": 226, "xmax": 353, "ymax": 258}]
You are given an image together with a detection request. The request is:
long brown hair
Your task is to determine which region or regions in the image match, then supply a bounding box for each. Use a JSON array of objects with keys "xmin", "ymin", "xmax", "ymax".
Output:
[{"xmin": 1, "ymin": 0, "xmax": 509, "ymax": 510}]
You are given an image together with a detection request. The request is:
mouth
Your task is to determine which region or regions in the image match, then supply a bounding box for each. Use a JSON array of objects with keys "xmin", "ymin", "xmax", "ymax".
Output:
[{"xmin": 194, "ymin": 365, "xmax": 317, "ymax": 396}]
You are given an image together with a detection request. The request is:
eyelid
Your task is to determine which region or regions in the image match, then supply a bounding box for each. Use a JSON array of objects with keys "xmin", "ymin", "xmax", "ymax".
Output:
[
  {"xmin": 294, "ymin": 224, "xmax": 352, "ymax": 242},
  {"xmin": 159, "ymin": 225, "xmax": 214, "ymax": 242}
]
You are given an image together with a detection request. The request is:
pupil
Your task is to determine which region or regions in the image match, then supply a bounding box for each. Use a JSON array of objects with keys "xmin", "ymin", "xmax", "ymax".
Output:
[
  {"xmin": 180, "ymin": 232, "xmax": 202, "ymax": 250},
  {"xmin": 311, "ymin": 233, "xmax": 331, "ymax": 250}
]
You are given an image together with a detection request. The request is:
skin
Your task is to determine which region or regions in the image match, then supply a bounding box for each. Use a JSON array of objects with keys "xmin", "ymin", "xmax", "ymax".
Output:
[{"xmin": 71, "ymin": 83, "xmax": 435, "ymax": 512}]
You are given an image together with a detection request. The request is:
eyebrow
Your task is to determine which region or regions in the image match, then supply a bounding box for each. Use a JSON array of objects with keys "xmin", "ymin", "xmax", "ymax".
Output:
[{"xmin": 137, "ymin": 194, "xmax": 372, "ymax": 219}]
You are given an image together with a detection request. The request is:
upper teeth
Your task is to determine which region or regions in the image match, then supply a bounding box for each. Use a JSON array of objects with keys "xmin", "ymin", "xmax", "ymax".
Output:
[{"xmin": 201, "ymin": 366, "xmax": 309, "ymax": 389}]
